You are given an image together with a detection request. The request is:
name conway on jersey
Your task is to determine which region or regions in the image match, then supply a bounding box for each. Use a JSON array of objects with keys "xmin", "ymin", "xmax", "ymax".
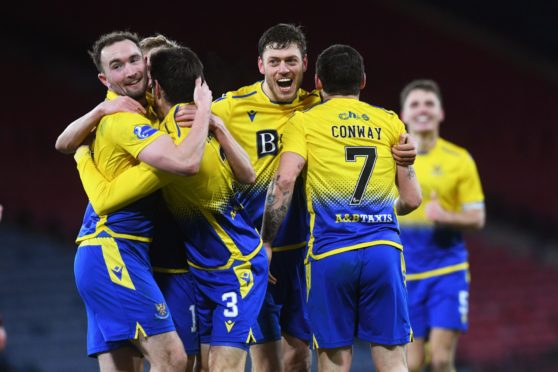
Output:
[{"xmin": 282, "ymin": 97, "xmax": 407, "ymax": 261}]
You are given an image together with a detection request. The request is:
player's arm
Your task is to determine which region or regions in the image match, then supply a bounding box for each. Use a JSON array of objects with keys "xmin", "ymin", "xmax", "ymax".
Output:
[
  {"xmin": 392, "ymin": 133, "xmax": 417, "ymax": 166},
  {"xmin": 395, "ymin": 164, "xmax": 422, "ymax": 216},
  {"xmin": 55, "ymin": 96, "xmax": 146, "ymax": 154},
  {"xmin": 137, "ymin": 78, "xmax": 212, "ymax": 176},
  {"xmin": 261, "ymin": 152, "xmax": 306, "ymax": 245},
  {"xmin": 210, "ymin": 114, "xmax": 255, "ymax": 184},
  {"xmin": 74, "ymin": 146, "xmax": 172, "ymax": 215},
  {"xmin": 425, "ymin": 195, "xmax": 485, "ymax": 230}
]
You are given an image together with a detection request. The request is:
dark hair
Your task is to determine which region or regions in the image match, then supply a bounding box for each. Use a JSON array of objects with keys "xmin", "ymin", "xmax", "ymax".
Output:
[
  {"xmin": 139, "ymin": 34, "xmax": 180, "ymax": 54},
  {"xmin": 400, "ymin": 79, "xmax": 443, "ymax": 108},
  {"xmin": 88, "ymin": 31, "xmax": 141, "ymax": 73},
  {"xmin": 316, "ymin": 44, "xmax": 364, "ymax": 96},
  {"xmin": 149, "ymin": 47, "xmax": 204, "ymax": 105},
  {"xmin": 258, "ymin": 23, "xmax": 307, "ymax": 57}
]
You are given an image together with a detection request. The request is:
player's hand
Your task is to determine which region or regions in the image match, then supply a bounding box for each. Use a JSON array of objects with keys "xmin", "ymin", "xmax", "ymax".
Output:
[
  {"xmin": 175, "ymin": 104, "xmax": 197, "ymax": 128},
  {"xmin": 74, "ymin": 144, "xmax": 92, "ymax": 163},
  {"xmin": 264, "ymin": 242, "xmax": 277, "ymax": 285},
  {"xmin": 392, "ymin": 134, "xmax": 416, "ymax": 166},
  {"xmin": 0, "ymin": 325, "xmax": 6, "ymax": 351},
  {"xmin": 209, "ymin": 114, "xmax": 225, "ymax": 133},
  {"xmin": 193, "ymin": 77, "xmax": 212, "ymax": 113},
  {"xmin": 425, "ymin": 191, "xmax": 449, "ymax": 223},
  {"xmin": 100, "ymin": 96, "xmax": 145, "ymax": 116}
]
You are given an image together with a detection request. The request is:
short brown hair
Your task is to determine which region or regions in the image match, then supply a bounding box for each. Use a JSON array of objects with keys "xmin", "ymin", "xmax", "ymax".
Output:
[
  {"xmin": 139, "ymin": 34, "xmax": 180, "ymax": 55},
  {"xmin": 400, "ymin": 79, "xmax": 442, "ymax": 108},
  {"xmin": 88, "ymin": 31, "xmax": 141, "ymax": 73}
]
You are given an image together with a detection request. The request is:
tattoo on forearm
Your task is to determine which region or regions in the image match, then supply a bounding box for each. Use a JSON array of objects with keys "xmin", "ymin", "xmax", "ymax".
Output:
[
  {"xmin": 262, "ymin": 176, "xmax": 292, "ymax": 242},
  {"xmin": 407, "ymin": 165, "xmax": 416, "ymax": 180}
]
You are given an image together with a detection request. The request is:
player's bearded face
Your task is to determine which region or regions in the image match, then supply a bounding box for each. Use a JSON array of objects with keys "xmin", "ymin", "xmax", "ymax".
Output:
[
  {"xmin": 99, "ymin": 40, "xmax": 148, "ymax": 101},
  {"xmin": 259, "ymin": 44, "xmax": 307, "ymax": 103},
  {"xmin": 401, "ymin": 90, "xmax": 444, "ymax": 134}
]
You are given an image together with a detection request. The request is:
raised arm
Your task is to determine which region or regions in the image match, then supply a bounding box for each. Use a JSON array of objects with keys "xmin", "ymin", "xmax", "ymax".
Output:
[
  {"xmin": 55, "ymin": 96, "xmax": 146, "ymax": 154},
  {"xmin": 210, "ymin": 114, "xmax": 256, "ymax": 184},
  {"xmin": 137, "ymin": 78, "xmax": 212, "ymax": 176},
  {"xmin": 392, "ymin": 133, "xmax": 417, "ymax": 166},
  {"xmin": 425, "ymin": 192, "xmax": 485, "ymax": 230},
  {"xmin": 261, "ymin": 152, "xmax": 306, "ymax": 245},
  {"xmin": 74, "ymin": 146, "xmax": 172, "ymax": 215},
  {"xmin": 395, "ymin": 163, "xmax": 422, "ymax": 216}
]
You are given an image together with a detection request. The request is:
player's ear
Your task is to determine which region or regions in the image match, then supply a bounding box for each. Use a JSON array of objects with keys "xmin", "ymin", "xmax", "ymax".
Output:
[
  {"xmin": 302, "ymin": 54, "xmax": 308, "ymax": 72},
  {"xmin": 359, "ymin": 73, "xmax": 366, "ymax": 90},
  {"xmin": 440, "ymin": 108, "xmax": 445, "ymax": 122},
  {"xmin": 258, "ymin": 56, "xmax": 265, "ymax": 75},
  {"xmin": 154, "ymin": 80, "xmax": 162, "ymax": 100},
  {"xmin": 315, "ymin": 74, "xmax": 323, "ymax": 91},
  {"xmin": 98, "ymin": 73, "xmax": 110, "ymax": 89}
]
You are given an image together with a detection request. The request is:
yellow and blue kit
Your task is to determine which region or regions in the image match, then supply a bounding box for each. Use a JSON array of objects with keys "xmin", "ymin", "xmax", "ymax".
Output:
[
  {"xmin": 398, "ymin": 137, "xmax": 484, "ymax": 336},
  {"xmin": 282, "ymin": 98, "xmax": 412, "ymax": 347},
  {"xmin": 150, "ymin": 201, "xmax": 199, "ymax": 355},
  {"xmin": 212, "ymin": 81, "xmax": 321, "ymax": 343},
  {"xmin": 77, "ymin": 103, "xmax": 267, "ymax": 349},
  {"xmin": 74, "ymin": 90, "xmax": 175, "ymax": 357}
]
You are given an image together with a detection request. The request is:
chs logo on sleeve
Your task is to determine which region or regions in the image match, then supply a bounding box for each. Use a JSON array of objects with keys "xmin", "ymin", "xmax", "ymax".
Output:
[{"xmin": 134, "ymin": 125, "xmax": 157, "ymax": 139}]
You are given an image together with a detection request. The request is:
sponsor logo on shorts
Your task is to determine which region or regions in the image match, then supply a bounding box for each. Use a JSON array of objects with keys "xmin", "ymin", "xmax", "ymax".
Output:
[
  {"xmin": 154, "ymin": 303, "xmax": 170, "ymax": 320},
  {"xmin": 134, "ymin": 125, "xmax": 157, "ymax": 140},
  {"xmin": 111, "ymin": 266, "xmax": 123, "ymax": 281},
  {"xmin": 225, "ymin": 320, "xmax": 235, "ymax": 333}
]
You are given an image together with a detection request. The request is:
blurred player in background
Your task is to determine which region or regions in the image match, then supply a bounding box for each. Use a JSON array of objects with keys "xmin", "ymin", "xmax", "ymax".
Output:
[{"xmin": 399, "ymin": 79, "xmax": 485, "ymax": 372}]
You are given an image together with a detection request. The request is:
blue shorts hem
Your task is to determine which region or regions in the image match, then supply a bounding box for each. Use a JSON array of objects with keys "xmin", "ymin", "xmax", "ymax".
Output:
[
  {"xmin": 314, "ymin": 339, "xmax": 353, "ymax": 349},
  {"xmin": 361, "ymin": 335, "xmax": 411, "ymax": 346},
  {"xmin": 206, "ymin": 340, "xmax": 250, "ymax": 351}
]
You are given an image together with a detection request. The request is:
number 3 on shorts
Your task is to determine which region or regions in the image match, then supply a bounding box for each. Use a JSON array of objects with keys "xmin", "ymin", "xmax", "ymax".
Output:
[{"xmin": 222, "ymin": 291, "xmax": 238, "ymax": 317}]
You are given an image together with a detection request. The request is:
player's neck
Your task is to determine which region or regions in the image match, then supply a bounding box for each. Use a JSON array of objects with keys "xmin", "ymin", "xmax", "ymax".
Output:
[
  {"xmin": 414, "ymin": 131, "xmax": 438, "ymax": 153},
  {"xmin": 321, "ymin": 91, "xmax": 360, "ymax": 101}
]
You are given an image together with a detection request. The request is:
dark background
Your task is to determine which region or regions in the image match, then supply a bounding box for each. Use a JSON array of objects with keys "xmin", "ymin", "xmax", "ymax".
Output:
[{"xmin": 1, "ymin": 0, "xmax": 557, "ymax": 370}]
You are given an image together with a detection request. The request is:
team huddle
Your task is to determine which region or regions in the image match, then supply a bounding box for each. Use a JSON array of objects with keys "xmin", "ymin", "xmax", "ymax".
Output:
[{"xmin": 56, "ymin": 23, "xmax": 485, "ymax": 372}]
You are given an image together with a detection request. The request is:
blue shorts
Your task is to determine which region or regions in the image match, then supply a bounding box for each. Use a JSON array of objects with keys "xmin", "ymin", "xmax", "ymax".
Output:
[
  {"xmin": 74, "ymin": 237, "xmax": 175, "ymax": 357},
  {"xmin": 307, "ymin": 245, "xmax": 411, "ymax": 349},
  {"xmin": 154, "ymin": 271, "xmax": 199, "ymax": 355},
  {"xmin": 253, "ymin": 247, "xmax": 310, "ymax": 344},
  {"xmin": 406, "ymin": 269, "xmax": 470, "ymax": 338},
  {"xmin": 191, "ymin": 247, "xmax": 267, "ymax": 351}
]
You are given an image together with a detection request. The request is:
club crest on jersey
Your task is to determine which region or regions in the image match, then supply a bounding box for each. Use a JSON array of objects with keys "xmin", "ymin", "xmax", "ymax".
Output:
[
  {"xmin": 134, "ymin": 124, "xmax": 157, "ymax": 140},
  {"xmin": 247, "ymin": 110, "xmax": 257, "ymax": 122},
  {"xmin": 233, "ymin": 262, "xmax": 254, "ymax": 298},
  {"xmin": 154, "ymin": 303, "xmax": 170, "ymax": 319}
]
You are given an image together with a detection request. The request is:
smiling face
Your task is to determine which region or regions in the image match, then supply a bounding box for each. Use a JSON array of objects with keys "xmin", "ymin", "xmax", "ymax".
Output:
[
  {"xmin": 98, "ymin": 39, "xmax": 147, "ymax": 101},
  {"xmin": 401, "ymin": 89, "xmax": 445, "ymax": 135},
  {"xmin": 258, "ymin": 43, "xmax": 307, "ymax": 103}
]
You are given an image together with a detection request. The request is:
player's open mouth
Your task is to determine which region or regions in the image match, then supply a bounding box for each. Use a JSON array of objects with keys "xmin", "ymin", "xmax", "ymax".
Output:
[
  {"xmin": 416, "ymin": 114, "xmax": 430, "ymax": 123},
  {"xmin": 277, "ymin": 78, "xmax": 293, "ymax": 89},
  {"xmin": 127, "ymin": 79, "xmax": 142, "ymax": 87}
]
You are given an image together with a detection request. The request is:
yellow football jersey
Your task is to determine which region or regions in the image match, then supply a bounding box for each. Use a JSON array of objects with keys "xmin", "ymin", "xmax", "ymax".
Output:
[
  {"xmin": 282, "ymin": 97, "xmax": 407, "ymax": 261},
  {"xmin": 77, "ymin": 103, "xmax": 262, "ymax": 270},
  {"xmin": 398, "ymin": 137, "xmax": 484, "ymax": 276},
  {"xmin": 212, "ymin": 81, "xmax": 321, "ymax": 251},
  {"xmin": 77, "ymin": 90, "xmax": 163, "ymax": 242}
]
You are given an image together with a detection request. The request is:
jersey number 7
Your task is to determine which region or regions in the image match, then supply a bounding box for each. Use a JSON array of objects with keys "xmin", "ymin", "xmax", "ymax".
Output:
[{"xmin": 345, "ymin": 146, "xmax": 377, "ymax": 205}]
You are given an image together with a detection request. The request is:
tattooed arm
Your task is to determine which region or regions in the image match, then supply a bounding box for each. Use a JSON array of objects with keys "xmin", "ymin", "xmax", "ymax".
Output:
[
  {"xmin": 395, "ymin": 164, "xmax": 422, "ymax": 215},
  {"xmin": 261, "ymin": 152, "xmax": 306, "ymax": 245}
]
